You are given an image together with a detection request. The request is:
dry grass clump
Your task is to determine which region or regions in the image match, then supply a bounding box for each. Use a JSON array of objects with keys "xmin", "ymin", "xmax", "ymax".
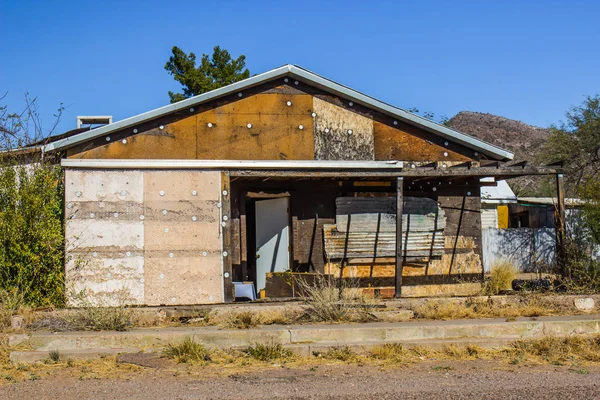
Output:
[
  {"xmin": 369, "ymin": 343, "xmax": 415, "ymax": 365},
  {"xmin": 506, "ymin": 335, "xmax": 600, "ymax": 365},
  {"xmin": 483, "ymin": 260, "xmax": 517, "ymax": 295},
  {"xmin": 413, "ymin": 295, "xmax": 559, "ymax": 321},
  {"xmin": 210, "ymin": 308, "xmax": 293, "ymax": 329},
  {"xmin": 297, "ymin": 275, "xmax": 377, "ymax": 323},
  {"xmin": 243, "ymin": 341, "xmax": 292, "ymax": 362},
  {"xmin": 164, "ymin": 336, "xmax": 211, "ymax": 364}
]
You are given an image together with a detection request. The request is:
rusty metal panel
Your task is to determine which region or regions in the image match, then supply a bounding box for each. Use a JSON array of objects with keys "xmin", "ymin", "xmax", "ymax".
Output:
[
  {"xmin": 69, "ymin": 116, "xmax": 198, "ymax": 159},
  {"xmin": 313, "ymin": 97, "xmax": 374, "ymax": 160},
  {"xmin": 196, "ymin": 93, "xmax": 314, "ymax": 160},
  {"xmin": 373, "ymin": 120, "xmax": 469, "ymax": 161}
]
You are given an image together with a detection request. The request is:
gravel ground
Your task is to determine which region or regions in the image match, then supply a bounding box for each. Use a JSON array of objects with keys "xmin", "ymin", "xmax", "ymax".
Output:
[{"xmin": 1, "ymin": 360, "xmax": 599, "ymax": 399}]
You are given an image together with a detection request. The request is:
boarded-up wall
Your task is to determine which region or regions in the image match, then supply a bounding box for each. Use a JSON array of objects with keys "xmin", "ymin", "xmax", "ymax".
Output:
[
  {"xmin": 67, "ymin": 81, "xmax": 478, "ymax": 163},
  {"xmin": 65, "ymin": 169, "xmax": 223, "ymax": 306}
]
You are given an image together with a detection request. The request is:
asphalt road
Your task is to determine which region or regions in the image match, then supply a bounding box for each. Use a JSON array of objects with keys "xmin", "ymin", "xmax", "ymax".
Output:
[{"xmin": 1, "ymin": 361, "xmax": 599, "ymax": 399}]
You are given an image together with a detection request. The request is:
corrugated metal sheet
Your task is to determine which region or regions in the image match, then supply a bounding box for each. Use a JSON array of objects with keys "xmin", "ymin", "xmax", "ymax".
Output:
[
  {"xmin": 325, "ymin": 196, "xmax": 445, "ymax": 259},
  {"xmin": 481, "ymin": 208, "xmax": 498, "ymax": 230},
  {"xmin": 323, "ymin": 225, "xmax": 444, "ymax": 258}
]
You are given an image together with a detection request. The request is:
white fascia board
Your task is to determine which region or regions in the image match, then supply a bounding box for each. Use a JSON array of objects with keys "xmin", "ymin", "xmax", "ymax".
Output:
[{"xmin": 61, "ymin": 159, "xmax": 405, "ymax": 170}]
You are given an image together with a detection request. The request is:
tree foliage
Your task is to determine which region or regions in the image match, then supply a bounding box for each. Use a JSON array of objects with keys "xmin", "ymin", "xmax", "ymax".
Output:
[
  {"xmin": 0, "ymin": 94, "xmax": 65, "ymax": 306},
  {"xmin": 164, "ymin": 45, "xmax": 250, "ymax": 103},
  {"xmin": 542, "ymin": 95, "xmax": 600, "ymax": 244}
]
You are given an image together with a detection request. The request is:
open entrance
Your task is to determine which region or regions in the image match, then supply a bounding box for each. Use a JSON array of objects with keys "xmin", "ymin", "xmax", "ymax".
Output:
[{"xmin": 246, "ymin": 196, "xmax": 291, "ymax": 296}]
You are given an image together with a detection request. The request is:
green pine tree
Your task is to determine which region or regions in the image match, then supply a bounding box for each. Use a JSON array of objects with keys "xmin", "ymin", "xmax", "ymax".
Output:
[{"xmin": 164, "ymin": 45, "xmax": 251, "ymax": 103}]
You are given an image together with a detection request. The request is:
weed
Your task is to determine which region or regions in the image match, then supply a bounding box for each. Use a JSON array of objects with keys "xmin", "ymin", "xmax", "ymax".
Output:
[
  {"xmin": 48, "ymin": 350, "xmax": 60, "ymax": 363},
  {"xmin": 244, "ymin": 341, "xmax": 292, "ymax": 362},
  {"xmin": 164, "ymin": 336, "xmax": 211, "ymax": 364},
  {"xmin": 431, "ymin": 365, "xmax": 454, "ymax": 371},
  {"xmin": 321, "ymin": 345, "xmax": 357, "ymax": 362}
]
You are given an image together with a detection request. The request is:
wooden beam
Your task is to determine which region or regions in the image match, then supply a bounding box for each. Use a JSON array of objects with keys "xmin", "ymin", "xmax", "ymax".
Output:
[
  {"xmin": 221, "ymin": 171, "xmax": 234, "ymax": 302},
  {"xmin": 555, "ymin": 173, "xmax": 567, "ymax": 278},
  {"xmin": 395, "ymin": 177, "xmax": 404, "ymax": 299}
]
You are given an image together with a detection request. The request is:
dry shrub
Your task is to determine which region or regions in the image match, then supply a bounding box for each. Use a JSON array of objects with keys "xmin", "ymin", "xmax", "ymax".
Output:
[
  {"xmin": 164, "ymin": 336, "xmax": 211, "ymax": 364},
  {"xmin": 297, "ymin": 275, "xmax": 377, "ymax": 323},
  {"xmin": 483, "ymin": 260, "xmax": 517, "ymax": 295}
]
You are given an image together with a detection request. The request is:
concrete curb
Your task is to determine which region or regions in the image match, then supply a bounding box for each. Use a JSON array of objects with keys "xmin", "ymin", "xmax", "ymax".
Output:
[{"xmin": 8, "ymin": 314, "xmax": 600, "ymax": 363}]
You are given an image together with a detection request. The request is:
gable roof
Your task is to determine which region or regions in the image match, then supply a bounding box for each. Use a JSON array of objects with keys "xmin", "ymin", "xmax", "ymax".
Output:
[{"xmin": 44, "ymin": 64, "xmax": 514, "ymax": 160}]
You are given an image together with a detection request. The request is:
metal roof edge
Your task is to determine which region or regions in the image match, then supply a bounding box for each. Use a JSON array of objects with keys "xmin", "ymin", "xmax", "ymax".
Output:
[{"xmin": 47, "ymin": 63, "xmax": 514, "ymax": 160}]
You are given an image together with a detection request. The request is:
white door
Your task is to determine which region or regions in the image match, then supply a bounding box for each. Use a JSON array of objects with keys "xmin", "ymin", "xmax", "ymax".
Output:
[{"xmin": 255, "ymin": 197, "xmax": 290, "ymax": 294}]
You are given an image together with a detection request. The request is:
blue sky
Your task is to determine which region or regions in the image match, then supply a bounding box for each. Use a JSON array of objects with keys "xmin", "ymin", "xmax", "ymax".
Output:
[{"xmin": 1, "ymin": 0, "xmax": 599, "ymax": 135}]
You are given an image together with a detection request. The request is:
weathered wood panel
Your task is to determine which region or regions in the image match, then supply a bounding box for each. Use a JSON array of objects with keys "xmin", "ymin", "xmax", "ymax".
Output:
[
  {"xmin": 335, "ymin": 196, "xmax": 445, "ymax": 232},
  {"xmin": 373, "ymin": 120, "xmax": 470, "ymax": 161},
  {"xmin": 313, "ymin": 97, "xmax": 374, "ymax": 160}
]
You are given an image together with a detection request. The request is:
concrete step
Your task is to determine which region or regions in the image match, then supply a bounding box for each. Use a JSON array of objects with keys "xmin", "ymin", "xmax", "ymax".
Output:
[{"xmin": 8, "ymin": 314, "xmax": 600, "ymax": 363}]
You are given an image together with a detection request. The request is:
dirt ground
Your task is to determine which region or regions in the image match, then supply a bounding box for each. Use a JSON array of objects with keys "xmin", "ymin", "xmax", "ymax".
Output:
[{"xmin": 1, "ymin": 360, "xmax": 599, "ymax": 400}]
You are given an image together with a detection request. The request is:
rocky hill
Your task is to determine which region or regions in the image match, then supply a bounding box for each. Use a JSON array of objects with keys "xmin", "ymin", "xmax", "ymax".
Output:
[{"xmin": 446, "ymin": 111, "xmax": 552, "ymax": 195}]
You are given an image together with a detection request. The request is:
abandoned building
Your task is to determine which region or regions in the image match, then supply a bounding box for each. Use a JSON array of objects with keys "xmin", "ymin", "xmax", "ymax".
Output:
[{"xmin": 32, "ymin": 65, "xmax": 564, "ymax": 306}]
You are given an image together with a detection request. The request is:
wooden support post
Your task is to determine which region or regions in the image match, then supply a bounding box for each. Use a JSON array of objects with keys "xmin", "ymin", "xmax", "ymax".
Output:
[
  {"xmin": 395, "ymin": 177, "xmax": 404, "ymax": 299},
  {"xmin": 555, "ymin": 173, "xmax": 567, "ymax": 278},
  {"xmin": 221, "ymin": 171, "xmax": 234, "ymax": 302}
]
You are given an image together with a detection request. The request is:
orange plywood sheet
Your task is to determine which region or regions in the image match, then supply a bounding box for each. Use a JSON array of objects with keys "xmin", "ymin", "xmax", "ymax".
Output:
[
  {"xmin": 196, "ymin": 93, "xmax": 315, "ymax": 160},
  {"xmin": 69, "ymin": 117, "xmax": 198, "ymax": 159},
  {"xmin": 373, "ymin": 121, "xmax": 469, "ymax": 162}
]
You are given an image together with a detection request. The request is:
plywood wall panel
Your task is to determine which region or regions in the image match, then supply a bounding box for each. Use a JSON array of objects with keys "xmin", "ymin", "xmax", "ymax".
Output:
[
  {"xmin": 373, "ymin": 121, "xmax": 470, "ymax": 161},
  {"xmin": 143, "ymin": 170, "xmax": 223, "ymax": 305},
  {"xmin": 70, "ymin": 117, "xmax": 197, "ymax": 159},
  {"xmin": 65, "ymin": 169, "xmax": 145, "ymax": 305},
  {"xmin": 143, "ymin": 254, "xmax": 222, "ymax": 305},
  {"xmin": 196, "ymin": 93, "xmax": 314, "ymax": 160}
]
